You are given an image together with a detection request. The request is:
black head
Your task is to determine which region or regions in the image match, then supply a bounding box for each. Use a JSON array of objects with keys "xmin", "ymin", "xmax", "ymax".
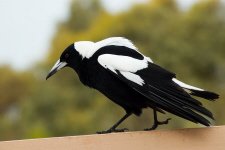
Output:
[{"xmin": 46, "ymin": 44, "xmax": 82, "ymax": 80}]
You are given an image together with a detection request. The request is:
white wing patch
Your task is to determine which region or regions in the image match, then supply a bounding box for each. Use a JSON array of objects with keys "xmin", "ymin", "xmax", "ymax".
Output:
[
  {"xmin": 98, "ymin": 54, "xmax": 148, "ymax": 73},
  {"xmin": 172, "ymin": 78, "xmax": 204, "ymax": 91},
  {"xmin": 98, "ymin": 54, "xmax": 147, "ymax": 86},
  {"xmin": 120, "ymin": 71, "xmax": 144, "ymax": 85}
]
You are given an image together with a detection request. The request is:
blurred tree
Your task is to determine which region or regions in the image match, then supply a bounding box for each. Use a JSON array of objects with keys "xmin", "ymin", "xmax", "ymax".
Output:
[
  {"xmin": 65, "ymin": 0, "xmax": 104, "ymax": 32},
  {"xmin": 0, "ymin": 66, "xmax": 35, "ymax": 140},
  {"xmin": 0, "ymin": 67, "xmax": 34, "ymax": 112}
]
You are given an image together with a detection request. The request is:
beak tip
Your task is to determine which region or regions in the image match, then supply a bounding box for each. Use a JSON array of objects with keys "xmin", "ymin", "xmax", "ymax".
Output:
[
  {"xmin": 46, "ymin": 72, "xmax": 53, "ymax": 81},
  {"xmin": 46, "ymin": 68, "xmax": 58, "ymax": 81},
  {"xmin": 46, "ymin": 75, "xmax": 50, "ymax": 80},
  {"xmin": 46, "ymin": 60, "xmax": 67, "ymax": 81}
]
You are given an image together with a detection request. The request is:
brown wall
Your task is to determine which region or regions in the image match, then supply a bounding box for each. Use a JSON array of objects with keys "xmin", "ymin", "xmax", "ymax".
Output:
[{"xmin": 0, "ymin": 126, "xmax": 225, "ymax": 150}]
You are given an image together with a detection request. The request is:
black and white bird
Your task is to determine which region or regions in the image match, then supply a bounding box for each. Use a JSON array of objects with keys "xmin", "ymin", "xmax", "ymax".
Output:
[{"xmin": 46, "ymin": 37, "xmax": 219, "ymax": 133}]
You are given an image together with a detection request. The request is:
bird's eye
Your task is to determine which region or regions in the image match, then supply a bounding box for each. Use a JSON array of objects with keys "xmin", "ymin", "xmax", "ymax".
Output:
[{"xmin": 65, "ymin": 53, "xmax": 69, "ymax": 59}]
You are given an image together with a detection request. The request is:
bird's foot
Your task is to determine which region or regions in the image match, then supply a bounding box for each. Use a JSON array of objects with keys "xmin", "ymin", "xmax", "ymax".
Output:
[
  {"xmin": 144, "ymin": 118, "xmax": 171, "ymax": 131},
  {"xmin": 157, "ymin": 118, "xmax": 171, "ymax": 125},
  {"xmin": 97, "ymin": 128, "xmax": 128, "ymax": 134}
]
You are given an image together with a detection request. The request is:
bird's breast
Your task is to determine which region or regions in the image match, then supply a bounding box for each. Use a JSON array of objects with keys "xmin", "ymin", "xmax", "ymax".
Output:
[{"xmin": 76, "ymin": 60, "xmax": 102, "ymax": 88}]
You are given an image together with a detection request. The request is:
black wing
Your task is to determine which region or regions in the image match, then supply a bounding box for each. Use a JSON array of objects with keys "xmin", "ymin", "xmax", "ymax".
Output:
[{"xmin": 98, "ymin": 54, "xmax": 213, "ymax": 126}]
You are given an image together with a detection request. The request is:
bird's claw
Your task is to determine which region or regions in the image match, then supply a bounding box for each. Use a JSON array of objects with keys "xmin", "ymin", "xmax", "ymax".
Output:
[
  {"xmin": 97, "ymin": 128, "xmax": 129, "ymax": 134},
  {"xmin": 144, "ymin": 127, "xmax": 154, "ymax": 131},
  {"xmin": 144, "ymin": 118, "xmax": 171, "ymax": 131},
  {"xmin": 158, "ymin": 118, "xmax": 171, "ymax": 125}
]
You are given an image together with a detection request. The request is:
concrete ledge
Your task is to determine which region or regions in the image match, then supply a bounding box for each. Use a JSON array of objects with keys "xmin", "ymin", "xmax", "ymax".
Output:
[{"xmin": 0, "ymin": 126, "xmax": 225, "ymax": 150}]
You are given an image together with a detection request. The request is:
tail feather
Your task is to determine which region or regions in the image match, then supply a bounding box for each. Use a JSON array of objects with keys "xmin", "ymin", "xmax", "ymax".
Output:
[
  {"xmin": 145, "ymin": 84, "xmax": 212, "ymax": 126},
  {"xmin": 173, "ymin": 78, "xmax": 219, "ymax": 101},
  {"xmin": 190, "ymin": 90, "xmax": 219, "ymax": 101}
]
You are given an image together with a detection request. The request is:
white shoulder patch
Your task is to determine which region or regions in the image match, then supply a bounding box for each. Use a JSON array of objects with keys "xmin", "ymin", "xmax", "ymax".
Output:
[
  {"xmin": 98, "ymin": 54, "xmax": 148, "ymax": 73},
  {"xmin": 95, "ymin": 37, "xmax": 138, "ymax": 51},
  {"xmin": 74, "ymin": 37, "xmax": 140, "ymax": 59}
]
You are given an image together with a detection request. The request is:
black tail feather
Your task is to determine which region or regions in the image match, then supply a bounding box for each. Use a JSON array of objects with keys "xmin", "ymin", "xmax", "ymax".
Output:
[
  {"xmin": 144, "ymin": 84, "xmax": 213, "ymax": 126},
  {"xmin": 145, "ymin": 88, "xmax": 211, "ymax": 126},
  {"xmin": 190, "ymin": 90, "xmax": 219, "ymax": 101}
]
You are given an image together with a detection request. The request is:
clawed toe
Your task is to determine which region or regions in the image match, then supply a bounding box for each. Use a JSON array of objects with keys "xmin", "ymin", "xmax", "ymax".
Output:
[
  {"xmin": 144, "ymin": 118, "xmax": 171, "ymax": 131},
  {"xmin": 96, "ymin": 130, "xmax": 111, "ymax": 134},
  {"xmin": 158, "ymin": 118, "xmax": 171, "ymax": 125},
  {"xmin": 114, "ymin": 128, "xmax": 129, "ymax": 133},
  {"xmin": 97, "ymin": 128, "xmax": 129, "ymax": 134},
  {"xmin": 144, "ymin": 128, "xmax": 154, "ymax": 131}
]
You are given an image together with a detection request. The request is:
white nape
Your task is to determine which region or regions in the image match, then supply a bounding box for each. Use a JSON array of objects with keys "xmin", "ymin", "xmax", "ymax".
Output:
[{"xmin": 74, "ymin": 41, "xmax": 95, "ymax": 59}]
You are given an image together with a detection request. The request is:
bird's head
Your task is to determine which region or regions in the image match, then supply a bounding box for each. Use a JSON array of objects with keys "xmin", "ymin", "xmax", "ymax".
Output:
[
  {"xmin": 46, "ymin": 38, "xmax": 131, "ymax": 80},
  {"xmin": 46, "ymin": 43, "xmax": 83, "ymax": 80}
]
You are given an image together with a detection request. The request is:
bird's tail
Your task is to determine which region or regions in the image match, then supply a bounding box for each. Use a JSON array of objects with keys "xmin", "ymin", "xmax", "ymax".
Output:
[
  {"xmin": 189, "ymin": 89, "xmax": 219, "ymax": 101},
  {"xmin": 172, "ymin": 78, "xmax": 219, "ymax": 101}
]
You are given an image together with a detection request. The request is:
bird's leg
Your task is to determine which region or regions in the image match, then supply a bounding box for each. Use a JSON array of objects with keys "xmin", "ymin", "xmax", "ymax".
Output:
[
  {"xmin": 144, "ymin": 109, "xmax": 171, "ymax": 131},
  {"xmin": 97, "ymin": 113, "xmax": 131, "ymax": 134}
]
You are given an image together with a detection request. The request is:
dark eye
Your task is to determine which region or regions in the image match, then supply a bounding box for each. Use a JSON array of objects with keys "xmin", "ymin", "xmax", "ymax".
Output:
[{"xmin": 65, "ymin": 53, "xmax": 69, "ymax": 59}]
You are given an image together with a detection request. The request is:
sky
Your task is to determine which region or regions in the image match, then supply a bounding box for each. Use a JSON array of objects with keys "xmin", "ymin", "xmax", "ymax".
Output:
[{"xmin": 0, "ymin": 0, "xmax": 196, "ymax": 70}]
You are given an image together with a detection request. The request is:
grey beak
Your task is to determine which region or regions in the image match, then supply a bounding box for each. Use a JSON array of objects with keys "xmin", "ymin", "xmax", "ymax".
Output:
[{"xmin": 46, "ymin": 60, "xmax": 67, "ymax": 80}]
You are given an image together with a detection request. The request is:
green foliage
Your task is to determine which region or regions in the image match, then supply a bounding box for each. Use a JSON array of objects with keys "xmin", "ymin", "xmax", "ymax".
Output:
[{"xmin": 0, "ymin": 0, "xmax": 225, "ymax": 140}]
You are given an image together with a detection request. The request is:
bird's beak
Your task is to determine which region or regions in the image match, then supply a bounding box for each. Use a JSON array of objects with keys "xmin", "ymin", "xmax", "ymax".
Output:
[{"xmin": 46, "ymin": 60, "xmax": 67, "ymax": 80}]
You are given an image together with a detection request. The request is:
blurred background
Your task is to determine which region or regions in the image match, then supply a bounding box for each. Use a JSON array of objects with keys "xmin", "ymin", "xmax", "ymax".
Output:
[{"xmin": 0, "ymin": 0, "xmax": 225, "ymax": 141}]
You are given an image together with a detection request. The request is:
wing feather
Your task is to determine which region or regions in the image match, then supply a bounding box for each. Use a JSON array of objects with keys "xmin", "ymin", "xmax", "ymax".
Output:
[{"xmin": 97, "ymin": 54, "xmax": 213, "ymax": 126}]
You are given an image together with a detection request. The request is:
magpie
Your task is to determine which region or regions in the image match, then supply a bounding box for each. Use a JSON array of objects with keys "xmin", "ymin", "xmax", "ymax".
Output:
[{"xmin": 46, "ymin": 37, "xmax": 219, "ymax": 133}]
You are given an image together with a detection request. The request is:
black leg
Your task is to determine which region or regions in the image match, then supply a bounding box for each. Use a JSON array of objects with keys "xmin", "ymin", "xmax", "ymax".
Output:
[
  {"xmin": 97, "ymin": 113, "xmax": 132, "ymax": 134},
  {"xmin": 144, "ymin": 109, "xmax": 171, "ymax": 131}
]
